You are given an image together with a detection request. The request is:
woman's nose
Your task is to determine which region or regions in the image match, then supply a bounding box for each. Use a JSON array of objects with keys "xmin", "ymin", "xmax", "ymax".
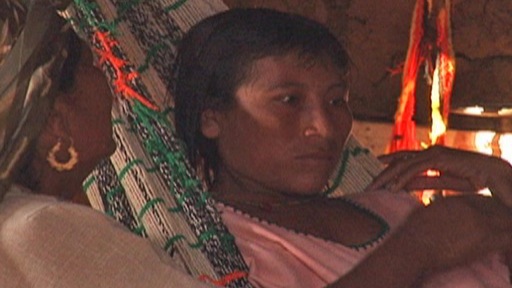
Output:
[{"xmin": 302, "ymin": 104, "xmax": 334, "ymax": 138}]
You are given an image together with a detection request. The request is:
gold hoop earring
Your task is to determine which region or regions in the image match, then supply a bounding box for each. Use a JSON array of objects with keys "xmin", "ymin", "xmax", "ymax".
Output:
[{"xmin": 47, "ymin": 139, "xmax": 79, "ymax": 172}]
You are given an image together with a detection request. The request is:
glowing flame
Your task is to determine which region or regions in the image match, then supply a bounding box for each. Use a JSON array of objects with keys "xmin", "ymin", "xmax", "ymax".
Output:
[
  {"xmin": 429, "ymin": 62, "xmax": 446, "ymax": 145},
  {"xmin": 420, "ymin": 58, "xmax": 448, "ymax": 205}
]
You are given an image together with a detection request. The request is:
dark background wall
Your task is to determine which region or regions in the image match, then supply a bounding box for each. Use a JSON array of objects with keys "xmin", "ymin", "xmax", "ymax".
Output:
[{"xmin": 224, "ymin": 0, "xmax": 512, "ymax": 124}]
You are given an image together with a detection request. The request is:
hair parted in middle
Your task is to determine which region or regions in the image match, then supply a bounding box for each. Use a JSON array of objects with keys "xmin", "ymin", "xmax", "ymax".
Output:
[{"xmin": 174, "ymin": 8, "xmax": 351, "ymax": 188}]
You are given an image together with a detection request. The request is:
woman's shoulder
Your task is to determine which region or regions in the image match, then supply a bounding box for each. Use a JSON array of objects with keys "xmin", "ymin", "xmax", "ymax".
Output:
[
  {"xmin": 0, "ymin": 185, "xmax": 211, "ymax": 288},
  {"xmin": 0, "ymin": 185, "xmax": 62, "ymax": 224},
  {"xmin": 0, "ymin": 185, "xmax": 110, "ymax": 233}
]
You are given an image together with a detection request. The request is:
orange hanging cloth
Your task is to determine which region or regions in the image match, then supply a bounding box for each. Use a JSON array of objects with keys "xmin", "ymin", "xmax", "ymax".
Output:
[
  {"xmin": 389, "ymin": 0, "xmax": 426, "ymax": 152},
  {"xmin": 389, "ymin": 0, "xmax": 455, "ymax": 152}
]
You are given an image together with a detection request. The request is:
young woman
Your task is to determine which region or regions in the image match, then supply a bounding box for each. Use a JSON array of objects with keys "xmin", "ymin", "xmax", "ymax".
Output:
[
  {"xmin": 175, "ymin": 8, "xmax": 512, "ymax": 287},
  {"xmin": 0, "ymin": 1, "xmax": 209, "ymax": 286}
]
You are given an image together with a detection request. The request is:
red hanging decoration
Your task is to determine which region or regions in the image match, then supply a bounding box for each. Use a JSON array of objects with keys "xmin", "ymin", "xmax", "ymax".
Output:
[
  {"xmin": 389, "ymin": 0, "xmax": 425, "ymax": 153},
  {"xmin": 389, "ymin": 0, "xmax": 455, "ymax": 152}
]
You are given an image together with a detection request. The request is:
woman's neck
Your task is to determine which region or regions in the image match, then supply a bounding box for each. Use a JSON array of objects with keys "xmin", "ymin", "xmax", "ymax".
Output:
[
  {"xmin": 211, "ymin": 167, "xmax": 323, "ymax": 210},
  {"xmin": 37, "ymin": 172, "xmax": 86, "ymax": 201},
  {"xmin": 23, "ymin": 158, "xmax": 90, "ymax": 205}
]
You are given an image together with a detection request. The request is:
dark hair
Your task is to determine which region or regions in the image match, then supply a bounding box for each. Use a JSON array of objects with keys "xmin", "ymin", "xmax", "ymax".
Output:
[
  {"xmin": 59, "ymin": 31, "xmax": 83, "ymax": 93},
  {"xmin": 174, "ymin": 8, "xmax": 350, "ymax": 188}
]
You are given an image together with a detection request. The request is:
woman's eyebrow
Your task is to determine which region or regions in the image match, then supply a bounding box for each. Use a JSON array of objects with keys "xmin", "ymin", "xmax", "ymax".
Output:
[
  {"xmin": 265, "ymin": 81, "xmax": 305, "ymax": 92},
  {"xmin": 326, "ymin": 83, "xmax": 348, "ymax": 92},
  {"xmin": 264, "ymin": 80, "xmax": 347, "ymax": 93}
]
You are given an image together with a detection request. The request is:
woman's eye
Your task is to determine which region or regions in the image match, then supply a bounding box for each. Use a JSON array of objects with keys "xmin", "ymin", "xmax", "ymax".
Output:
[
  {"xmin": 279, "ymin": 95, "xmax": 300, "ymax": 105},
  {"xmin": 329, "ymin": 96, "xmax": 347, "ymax": 107}
]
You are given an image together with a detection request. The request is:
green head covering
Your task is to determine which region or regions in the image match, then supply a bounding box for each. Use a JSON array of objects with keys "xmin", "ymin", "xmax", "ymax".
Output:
[{"xmin": 0, "ymin": 0, "xmax": 71, "ymax": 199}]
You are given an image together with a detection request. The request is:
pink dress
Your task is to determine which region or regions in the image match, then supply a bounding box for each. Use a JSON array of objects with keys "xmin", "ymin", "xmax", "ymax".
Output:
[{"xmin": 217, "ymin": 190, "xmax": 511, "ymax": 288}]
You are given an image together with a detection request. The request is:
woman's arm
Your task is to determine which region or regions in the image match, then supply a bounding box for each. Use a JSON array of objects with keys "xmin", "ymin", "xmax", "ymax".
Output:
[
  {"xmin": 331, "ymin": 195, "xmax": 512, "ymax": 288},
  {"xmin": 331, "ymin": 231, "xmax": 425, "ymax": 287}
]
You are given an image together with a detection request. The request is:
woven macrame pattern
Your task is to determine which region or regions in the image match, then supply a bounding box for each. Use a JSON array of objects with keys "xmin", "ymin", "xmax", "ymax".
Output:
[
  {"xmin": 62, "ymin": 0, "xmax": 250, "ymax": 286},
  {"xmin": 61, "ymin": 0, "xmax": 384, "ymax": 287}
]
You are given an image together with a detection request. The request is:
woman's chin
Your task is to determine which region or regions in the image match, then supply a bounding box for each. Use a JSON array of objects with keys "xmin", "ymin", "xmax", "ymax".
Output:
[
  {"xmin": 71, "ymin": 158, "xmax": 106, "ymax": 182},
  {"xmin": 98, "ymin": 138, "xmax": 117, "ymax": 160}
]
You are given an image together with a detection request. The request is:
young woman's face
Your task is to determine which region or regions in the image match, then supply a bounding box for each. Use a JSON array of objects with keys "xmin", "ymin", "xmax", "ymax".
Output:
[{"xmin": 205, "ymin": 53, "xmax": 352, "ymax": 195}]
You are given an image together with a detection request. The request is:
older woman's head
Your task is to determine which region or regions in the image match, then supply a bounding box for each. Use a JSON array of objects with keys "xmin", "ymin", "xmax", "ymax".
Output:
[{"xmin": 0, "ymin": 0, "xmax": 114, "ymax": 202}]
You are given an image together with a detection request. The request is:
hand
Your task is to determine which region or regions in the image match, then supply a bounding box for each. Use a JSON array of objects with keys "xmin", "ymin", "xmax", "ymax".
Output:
[
  {"xmin": 391, "ymin": 195, "xmax": 512, "ymax": 272},
  {"xmin": 368, "ymin": 145, "xmax": 512, "ymax": 207}
]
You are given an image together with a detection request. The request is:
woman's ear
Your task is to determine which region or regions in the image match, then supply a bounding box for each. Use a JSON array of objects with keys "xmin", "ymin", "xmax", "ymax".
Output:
[
  {"xmin": 35, "ymin": 101, "xmax": 69, "ymax": 154},
  {"xmin": 48, "ymin": 98, "xmax": 71, "ymax": 132},
  {"xmin": 200, "ymin": 109, "xmax": 221, "ymax": 139}
]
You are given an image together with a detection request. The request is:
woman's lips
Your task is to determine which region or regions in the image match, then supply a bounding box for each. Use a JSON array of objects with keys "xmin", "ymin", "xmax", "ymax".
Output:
[{"xmin": 295, "ymin": 152, "xmax": 336, "ymax": 164}]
